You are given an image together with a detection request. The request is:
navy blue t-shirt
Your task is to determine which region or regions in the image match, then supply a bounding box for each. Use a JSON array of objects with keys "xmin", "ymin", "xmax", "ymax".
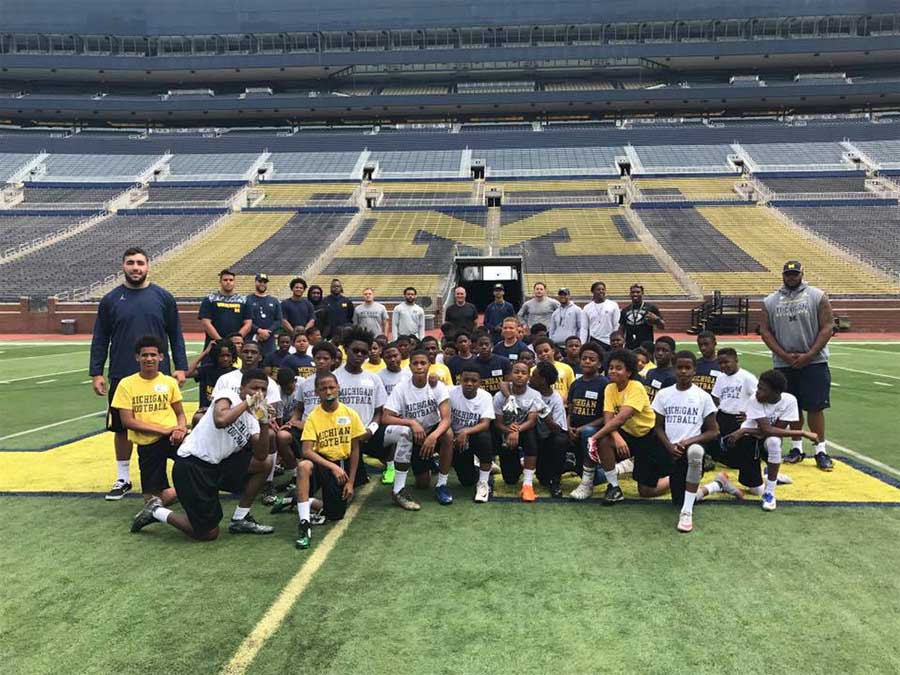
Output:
[
  {"xmin": 568, "ymin": 374, "xmax": 610, "ymax": 428},
  {"xmin": 492, "ymin": 340, "xmax": 529, "ymax": 362},
  {"xmin": 281, "ymin": 297, "xmax": 315, "ymax": 329},
  {"xmin": 281, "ymin": 353, "xmax": 315, "ymax": 379},
  {"xmin": 693, "ymin": 357, "xmax": 721, "ymax": 394},
  {"xmin": 198, "ymin": 292, "xmax": 249, "ymax": 346},
  {"xmin": 263, "ymin": 350, "xmax": 292, "ymax": 378},
  {"xmin": 246, "ymin": 294, "xmax": 283, "ymax": 333},
  {"xmin": 644, "ymin": 366, "xmax": 677, "ymax": 402},
  {"xmin": 450, "ymin": 354, "xmax": 511, "ymax": 394},
  {"xmin": 196, "ymin": 364, "xmax": 236, "ymax": 409}
]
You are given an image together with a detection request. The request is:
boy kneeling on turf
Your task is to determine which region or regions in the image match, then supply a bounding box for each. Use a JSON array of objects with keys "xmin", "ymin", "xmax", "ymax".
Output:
[
  {"xmin": 493, "ymin": 361, "xmax": 544, "ymax": 502},
  {"xmin": 294, "ymin": 372, "xmax": 365, "ymax": 549},
  {"xmin": 131, "ymin": 368, "xmax": 275, "ymax": 539},
  {"xmin": 113, "ymin": 335, "xmax": 187, "ymax": 506},
  {"xmin": 448, "ymin": 364, "xmax": 496, "ymax": 503}
]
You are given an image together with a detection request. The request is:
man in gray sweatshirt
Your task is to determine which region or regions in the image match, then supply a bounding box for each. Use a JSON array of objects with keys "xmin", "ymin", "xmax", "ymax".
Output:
[
  {"xmin": 518, "ymin": 282, "xmax": 559, "ymax": 329},
  {"xmin": 391, "ymin": 286, "xmax": 426, "ymax": 340}
]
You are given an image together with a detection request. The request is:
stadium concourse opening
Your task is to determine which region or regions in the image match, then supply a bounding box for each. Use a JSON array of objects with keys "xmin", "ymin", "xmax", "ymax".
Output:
[{"xmin": 455, "ymin": 256, "xmax": 523, "ymax": 311}]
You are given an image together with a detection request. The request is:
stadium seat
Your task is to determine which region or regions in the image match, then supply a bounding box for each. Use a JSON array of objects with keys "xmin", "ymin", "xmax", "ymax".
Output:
[
  {"xmin": 260, "ymin": 183, "xmax": 359, "ymax": 206},
  {"xmin": 632, "ymin": 177, "xmax": 739, "ymax": 199}
]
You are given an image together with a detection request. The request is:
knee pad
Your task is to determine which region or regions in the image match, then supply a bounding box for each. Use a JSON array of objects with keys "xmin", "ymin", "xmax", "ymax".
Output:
[
  {"xmin": 764, "ymin": 436, "xmax": 782, "ymax": 464},
  {"xmin": 686, "ymin": 444, "xmax": 704, "ymax": 483},
  {"xmin": 393, "ymin": 427, "xmax": 413, "ymax": 464}
]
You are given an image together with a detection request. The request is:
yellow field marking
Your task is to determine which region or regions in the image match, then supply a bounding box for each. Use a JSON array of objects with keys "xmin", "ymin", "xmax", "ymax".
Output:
[{"xmin": 220, "ymin": 480, "xmax": 376, "ymax": 675}]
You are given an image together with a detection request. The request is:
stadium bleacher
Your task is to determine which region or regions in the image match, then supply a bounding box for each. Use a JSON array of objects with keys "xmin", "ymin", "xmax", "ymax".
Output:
[
  {"xmin": 15, "ymin": 185, "xmax": 127, "ymax": 207},
  {"xmin": 370, "ymin": 151, "xmax": 465, "ymax": 179},
  {"xmin": 630, "ymin": 144, "xmax": 737, "ymax": 174},
  {"xmin": 259, "ymin": 183, "xmax": 359, "ymax": 207},
  {"xmin": 631, "ymin": 177, "xmax": 740, "ymax": 200},
  {"xmin": 491, "ymin": 178, "xmax": 616, "ymax": 204},
  {"xmin": 269, "ymin": 152, "xmax": 362, "ymax": 180},
  {"xmin": 142, "ymin": 184, "xmax": 243, "ymax": 206},
  {"xmin": 0, "ymin": 153, "xmax": 38, "ymax": 181},
  {"xmin": 756, "ymin": 176, "xmax": 870, "ymax": 195},
  {"xmin": 375, "ymin": 181, "xmax": 474, "ymax": 206},
  {"xmin": 35, "ymin": 154, "xmax": 160, "ymax": 182},
  {"xmin": 0, "ymin": 213, "xmax": 91, "ymax": 254},
  {"xmin": 479, "ymin": 147, "xmax": 622, "ymax": 177},
  {"xmin": 738, "ymin": 142, "xmax": 852, "ymax": 172},
  {"xmin": 852, "ymin": 140, "xmax": 900, "ymax": 170},
  {"xmin": 161, "ymin": 153, "xmax": 262, "ymax": 181}
]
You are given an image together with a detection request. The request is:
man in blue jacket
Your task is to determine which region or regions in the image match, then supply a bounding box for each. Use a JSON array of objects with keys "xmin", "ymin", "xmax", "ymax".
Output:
[
  {"xmin": 483, "ymin": 283, "xmax": 515, "ymax": 340},
  {"xmin": 90, "ymin": 247, "xmax": 188, "ymax": 501}
]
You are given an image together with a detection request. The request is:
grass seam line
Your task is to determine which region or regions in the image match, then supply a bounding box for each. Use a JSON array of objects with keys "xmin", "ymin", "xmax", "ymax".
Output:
[{"xmin": 220, "ymin": 479, "xmax": 377, "ymax": 675}]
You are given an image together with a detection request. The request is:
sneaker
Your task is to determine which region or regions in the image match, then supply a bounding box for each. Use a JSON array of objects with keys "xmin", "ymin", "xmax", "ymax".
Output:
[
  {"xmin": 676, "ymin": 511, "xmax": 693, "ymax": 533},
  {"xmin": 392, "ymin": 488, "xmax": 421, "ymax": 511},
  {"xmin": 260, "ymin": 481, "xmax": 278, "ymax": 506},
  {"xmin": 273, "ymin": 463, "xmax": 285, "ymax": 477},
  {"xmin": 130, "ymin": 496, "xmax": 162, "ymax": 533},
  {"xmin": 569, "ymin": 481, "xmax": 594, "ymax": 501},
  {"xmin": 549, "ymin": 481, "xmax": 563, "ymax": 499},
  {"xmin": 295, "ymin": 520, "xmax": 311, "ymax": 550},
  {"xmin": 784, "ymin": 448, "xmax": 805, "ymax": 464},
  {"xmin": 776, "ymin": 472, "xmax": 794, "ymax": 485},
  {"xmin": 563, "ymin": 452, "xmax": 577, "ymax": 474},
  {"xmin": 381, "ymin": 465, "xmax": 395, "ymax": 485},
  {"xmin": 761, "ymin": 492, "xmax": 777, "ymax": 511},
  {"xmin": 520, "ymin": 483, "xmax": 536, "ymax": 502},
  {"xmin": 716, "ymin": 472, "xmax": 744, "ymax": 500},
  {"xmin": 814, "ymin": 452, "xmax": 834, "ymax": 472},
  {"xmin": 279, "ymin": 480, "xmax": 296, "ymax": 493},
  {"xmin": 269, "ymin": 494, "xmax": 296, "ymax": 514},
  {"xmin": 105, "ymin": 479, "xmax": 132, "ymax": 501},
  {"xmin": 474, "ymin": 480, "xmax": 491, "ymax": 503},
  {"xmin": 310, "ymin": 509, "xmax": 326, "ymax": 526},
  {"xmin": 435, "ymin": 484, "xmax": 453, "ymax": 505},
  {"xmin": 616, "ymin": 458, "xmax": 634, "ymax": 476},
  {"xmin": 593, "ymin": 467, "xmax": 607, "ymax": 486},
  {"xmin": 602, "ymin": 484, "xmax": 624, "ymax": 505},
  {"xmin": 228, "ymin": 513, "xmax": 274, "ymax": 534},
  {"xmin": 490, "ymin": 462, "xmax": 501, "ymax": 475}
]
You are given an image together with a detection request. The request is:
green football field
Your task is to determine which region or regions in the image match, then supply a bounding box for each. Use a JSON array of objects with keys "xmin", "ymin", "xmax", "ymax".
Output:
[{"xmin": 2, "ymin": 338, "xmax": 900, "ymax": 674}]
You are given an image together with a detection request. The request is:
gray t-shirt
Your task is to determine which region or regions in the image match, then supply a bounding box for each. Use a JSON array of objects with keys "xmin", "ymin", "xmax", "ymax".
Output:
[
  {"xmin": 353, "ymin": 301, "xmax": 388, "ymax": 336},
  {"xmin": 518, "ymin": 297, "xmax": 560, "ymax": 329},
  {"xmin": 763, "ymin": 282, "xmax": 829, "ymax": 368}
]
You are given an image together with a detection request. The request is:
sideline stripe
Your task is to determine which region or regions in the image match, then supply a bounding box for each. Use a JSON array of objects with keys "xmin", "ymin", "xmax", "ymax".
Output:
[
  {"xmin": 0, "ymin": 368, "xmax": 85, "ymax": 384},
  {"xmin": 826, "ymin": 440, "xmax": 900, "ymax": 479},
  {"xmin": 874, "ymin": 381, "xmax": 894, "ymax": 387},
  {"xmin": 220, "ymin": 480, "xmax": 376, "ymax": 675},
  {"xmin": 743, "ymin": 351, "xmax": 900, "ymax": 381},
  {"xmin": 0, "ymin": 350, "xmax": 89, "ymax": 362}
]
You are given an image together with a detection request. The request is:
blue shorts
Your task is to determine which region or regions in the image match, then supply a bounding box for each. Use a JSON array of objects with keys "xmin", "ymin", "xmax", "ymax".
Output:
[{"xmin": 777, "ymin": 363, "xmax": 831, "ymax": 412}]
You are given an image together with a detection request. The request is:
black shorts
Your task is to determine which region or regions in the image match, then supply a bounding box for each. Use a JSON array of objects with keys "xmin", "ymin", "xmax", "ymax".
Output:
[
  {"xmin": 777, "ymin": 363, "xmax": 831, "ymax": 412},
  {"xmin": 106, "ymin": 379, "xmax": 125, "ymax": 433},
  {"xmin": 309, "ymin": 458, "xmax": 360, "ymax": 521},
  {"xmin": 626, "ymin": 430, "xmax": 672, "ymax": 488},
  {"xmin": 137, "ymin": 437, "xmax": 178, "ymax": 494},
  {"xmin": 716, "ymin": 435, "xmax": 764, "ymax": 489},
  {"xmin": 172, "ymin": 450, "xmax": 252, "ymax": 537}
]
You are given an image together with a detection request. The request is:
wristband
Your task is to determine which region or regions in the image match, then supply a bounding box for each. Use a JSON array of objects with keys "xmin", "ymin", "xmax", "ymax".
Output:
[{"xmin": 366, "ymin": 422, "xmax": 379, "ymax": 435}]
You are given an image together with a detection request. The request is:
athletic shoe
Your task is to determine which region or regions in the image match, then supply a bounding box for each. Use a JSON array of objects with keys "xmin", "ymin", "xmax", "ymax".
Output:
[
  {"xmin": 381, "ymin": 465, "xmax": 395, "ymax": 485},
  {"xmin": 602, "ymin": 484, "xmax": 624, "ymax": 505},
  {"xmin": 784, "ymin": 448, "xmax": 805, "ymax": 464},
  {"xmin": 548, "ymin": 481, "xmax": 563, "ymax": 499},
  {"xmin": 490, "ymin": 462, "xmax": 501, "ymax": 475},
  {"xmin": 295, "ymin": 520, "xmax": 311, "ymax": 550},
  {"xmin": 392, "ymin": 488, "xmax": 421, "ymax": 511},
  {"xmin": 616, "ymin": 459, "xmax": 634, "ymax": 476},
  {"xmin": 130, "ymin": 496, "xmax": 162, "ymax": 533},
  {"xmin": 761, "ymin": 492, "xmax": 777, "ymax": 511},
  {"xmin": 676, "ymin": 511, "xmax": 693, "ymax": 533},
  {"xmin": 273, "ymin": 463, "xmax": 285, "ymax": 477},
  {"xmin": 814, "ymin": 452, "xmax": 834, "ymax": 472},
  {"xmin": 435, "ymin": 485, "xmax": 453, "ymax": 505},
  {"xmin": 105, "ymin": 479, "xmax": 132, "ymax": 501},
  {"xmin": 269, "ymin": 494, "xmax": 296, "ymax": 514},
  {"xmin": 228, "ymin": 513, "xmax": 274, "ymax": 534},
  {"xmin": 310, "ymin": 509, "xmax": 326, "ymax": 526},
  {"xmin": 716, "ymin": 472, "xmax": 744, "ymax": 500},
  {"xmin": 473, "ymin": 481, "xmax": 491, "ymax": 503},
  {"xmin": 520, "ymin": 484, "xmax": 536, "ymax": 502},
  {"xmin": 702, "ymin": 454, "xmax": 717, "ymax": 473},
  {"xmin": 279, "ymin": 480, "xmax": 296, "ymax": 493},
  {"xmin": 776, "ymin": 472, "xmax": 794, "ymax": 485},
  {"xmin": 563, "ymin": 452, "xmax": 577, "ymax": 475},
  {"xmin": 569, "ymin": 482, "xmax": 594, "ymax": 501},
  {"xmin": 593, "ymin": 467, "xmax": 607, "ymax": 486},
  {"xmin": 260, "ymin": 481, "xmax": 278, "ymax": 506}
]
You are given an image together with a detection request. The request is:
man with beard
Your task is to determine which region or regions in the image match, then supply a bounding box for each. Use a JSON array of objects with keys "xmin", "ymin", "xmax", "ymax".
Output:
[
  {"xmin": 322, "ymin": 278, "xmax": 355, "ymax": 340},
  {"xmin": 90, "ymin": 247, "xmax": 188, "ymax": 501},
  {"xmin": 198, "ymin": 269, "xmax": 252, "ymax": 351},
  {"xmin": 391, "ymin": 286, "xmax": 426, "ymax": 341},
  {"xmin": 281, "ymin": 277, "xmax": 316, "ymax": 332},
  {"xmin": 619, "ymin": 284, "xmax": 665, "ymax": 350},
  {"xmin": 246, "ymin": 273, "xmax": 290, "ymax": 358},
  {"xmin": 582, "ymin": 281, "xmax": 621, "ymax": 351}
]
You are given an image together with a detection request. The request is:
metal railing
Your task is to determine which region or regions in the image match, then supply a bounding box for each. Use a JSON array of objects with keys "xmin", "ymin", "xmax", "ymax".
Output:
[{"xmin": 0, "ymin": 212, "xmax": 106, "ymax": 263}]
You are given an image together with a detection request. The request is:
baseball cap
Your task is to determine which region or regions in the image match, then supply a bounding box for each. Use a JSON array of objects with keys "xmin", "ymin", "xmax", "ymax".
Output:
[
  {"xmin": 255, "ymin": 273, "xmax": 269, "ymax": 282},
  {"xmin": 558, "ymin": 287, "xmax": 570, "ymax": 296},
  {"xmin": 782, "ymin": 261, "xmax": 803, "ymax": 273},
  {"xmin": 493, "ymin": 283, "xmax": 504, "ymax": 290}
]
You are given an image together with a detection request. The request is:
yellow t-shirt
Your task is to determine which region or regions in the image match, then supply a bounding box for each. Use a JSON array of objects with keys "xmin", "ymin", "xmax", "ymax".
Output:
[
  {"xmin": 111, "ymin": 372, "xmax": 182, "ymax": 446},
  {"xmin": 362, "ymin": 360, "xmax": 386, "ymax": 373},
  {"xmin": 400, "ymin": 358, "xmax": 410, "ymax": 371},
  {"xmin": 603, "ymin": 380, "xmax": 655, "ymax": 438},
  {"xmin": 301, "ymin": 402, "xmax": 365, "ymax": 461},
  {"xmin": 533, "ymin": 361, "xmax": 576, "ymax": 403},
  {"xmin": 639, "ymin": 362, "xmax": 654, "ymax": 377},
  {"xmin": 428, "ymin": 362, "xmax": 453, "ymax": 386}
]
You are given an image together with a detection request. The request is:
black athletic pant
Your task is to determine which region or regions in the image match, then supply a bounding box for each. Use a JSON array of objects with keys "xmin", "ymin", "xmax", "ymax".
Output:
[
  {"xmin": 535, "ymin": 429, "xmax": 567, "ymax": 486},
  {"xmin": 451, "ymin": 430, "xmax": 495, "ymax": 487},
  {"xmin": 494, "ymin": 427, "xmax": 540, "ymax": 485}
]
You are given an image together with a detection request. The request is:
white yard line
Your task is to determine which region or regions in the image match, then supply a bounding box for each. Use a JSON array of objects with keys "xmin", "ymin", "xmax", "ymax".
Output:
[
  {"xmin": 827, "ymin": 440, "xmax": 900, "ymax": 479},
  {"xmin": 873, "ymin": 381, "xmax": 894, "ymax": 387},
  {"xmin": 0, "ymin": 350, "xmax": 88, "ymax": 362},
  {"xmin": 0, "ymin": 368, "xmax": 86, "ymax": 384},
  {"xmin": 35, "ymin": 379, "xmax": 57, "ymax": 385},
  {"xmin": 743, "ymin": 350, "xmax": 900, "ymax": 381}
]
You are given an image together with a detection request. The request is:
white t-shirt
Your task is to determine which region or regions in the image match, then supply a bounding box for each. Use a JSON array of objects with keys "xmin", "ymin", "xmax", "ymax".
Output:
[
  {"xmin": 448, "ymin": 386, "xmax": 495, "ymax": 433},
  {"xmin": 212, "ymin": 369, "xmax": 281, "ymax": 406},
  {"xmin": 493, "ymin": 386, "xmax": 545, "ymax": 425},
  {"xmin": 334, "ymin": 366, "xmax": 387, "ymax": 425},
  {"xmin": 385, "ymin": 378, "xmax": 449, "ymax": 429},
  {"xmin": 541, "ymin": 391, "xmax": 569, "ymax": 432},
  {"xmin": 298, "ymin": 374, "xmax": 319, "ymax": 421},
  {"xmin": 741, "ymin": 392, "xmax": 800, "ymax": 430},
  {"xmin": 378, "ymin": 367, "xmax": 411, "ymax": 397},
  {"xmin": 712, "ymin": 369, "xmax": 758, "ymax": 415},
  {"xmin": 178, "ymin": 390, "xmax": 260, "ymax": 464},
  {"xmin": 651, "ymin": 384, "xmax": 717, "ymax": 444}
]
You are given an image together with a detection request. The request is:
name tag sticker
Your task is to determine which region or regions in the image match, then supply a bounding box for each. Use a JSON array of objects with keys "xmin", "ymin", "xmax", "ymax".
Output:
[
  {"xmin": 651, "ymin": 379, "xmax": 662, "ymax": 388},
  {"xmin": 585, "ymin": 390, "xmax": 599, "ymax": 400},
  {"xmin": 337, "ymin": 416, "xmax": 350, "ymax": 425},
  {"xmin": 509, "ymin": 355, "xmax": 518, "ymax": 360},
  {"xmin": 491, "ymin": 369, "xmax": 503, "ymax": 377}
]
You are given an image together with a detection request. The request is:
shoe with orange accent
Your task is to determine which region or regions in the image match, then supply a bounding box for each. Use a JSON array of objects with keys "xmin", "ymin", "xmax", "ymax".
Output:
[{"xmin": 520, "ymin": 483, "xmax": 536, "ymax": 502}]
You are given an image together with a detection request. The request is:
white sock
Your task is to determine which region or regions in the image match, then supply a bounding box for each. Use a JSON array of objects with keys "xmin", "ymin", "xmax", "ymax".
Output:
[
  {"xmin": 702, "ymin": 480, "xmax": 723, "ymax": 499},
  {"xmin": 386, "ymin": 460, "xmax": 395, "ymax": 471},
  {"xmin": 581, "ymin": 467, "xmax": 594, "ymax": 485},
  {"xmin": 116, "ymin": 460, "xmax": 130, "ymax": 482},
  {"xmin": 523, "ymin": 468, "xmax": 535, "ymax": 486},
  {"xmin": 297, "ymin": 499, "xmax": 311, "ymax": 522},
  {"xmin": 747, "ymin": 485, "xmax": 765, "ymax": 496},
  {"xmin": 153, "ymin": 507, "xmax": 172, "ymax": 523},
  {"xmin": 604, "ymin": 469, "xmax": 619, "ymax": 487},
  {"xmin": 266, "ymin": 455, "xmax": 277, "ymax": 482},
  {"xmin": 393, "ymin": 470, "xmax": 408, "ymax": 494},
  {"xmin": 233, "ymin": 506, "xmax": 250, "ymax": 520},
  {"xmin": 815, "ymin": 442, "xmax": 827, "ymax": 456},
  {"xmin": 792, "ymin": 440, "xmax": 803, "ymax": 452},
  {"xmin": 478, "ymin": 469, "xmax": 491, "ymax": 483},
  {"xmin": 436, "ymin": 472, "xmax": 449, "ymax": 488},
  {"xmin": 765, "ymin": 479, "xmax": 777, "ymax": 495},
  {"xmin": 682, "ymin": 491, "xmax": 697, "ymax": 515}
]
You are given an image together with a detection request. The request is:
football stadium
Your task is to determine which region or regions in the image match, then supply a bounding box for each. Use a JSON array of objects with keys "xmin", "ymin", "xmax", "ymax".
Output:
[{"xmin": 2, "ymin": 1, "xmax": 900, "ymax": 673}]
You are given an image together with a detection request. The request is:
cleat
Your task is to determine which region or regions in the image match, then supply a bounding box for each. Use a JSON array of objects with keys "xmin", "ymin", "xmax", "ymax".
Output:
[
  {"xmin": 105, "ymin": 479, "xmax": 132, "ymax": 501},
  {"xmin": 310, "ymin": 509, "xmax": 326, "ymax": 526},
  {"xmin": 569, "ymin": 482, "xmax": 594, "ymax": 501},
  {"xmin": 784, "ymin": 448, "xmax": 805, "ymax": 464},
  {"xmin": 548, "ymin": 481, "xmax": 563, "ymax": 499},
  {"xmin": 716, "ymin": 472, "xmax": 744, "ymax": 500},
  {"xmin": 473, "ymin": 480, "xmax": 491, "ymax": 503},
  {"xmin": 814, "ymin": 452, "xmax": 834, "ymax": 472},
  {"xmin": 130, "ymin": 496, "xmax": 162, "ymax": 533},
  {"xmin": 616, "ymin": 459, "xmax": 634, "ymax": 476},
  {"xmin": 435, "ymin": 484, "xmax": 453, "ymax": 505},
  {"xmin": 520, "ymin": 484, "xmax": 536, "ymax": 502},
  {"xmin": 381, "ymin": 465, "xmax": 395, "ymax": 485},
  {"xmin": 602, "ymin": 484, "xmax": 625, "ymax": 505},
  {"xmin": 269, "ymin": 494, "xmax": 296, "ymax": 514},
  {"xmin": 392, "ymin": 488, "xmax": 421, "ymax": 511},
  {"xmin": 228, "ymin": 513, "xmax": 274, "ymax": 534},
  {"xmin": 676, "ymin": 511, "xmax": 693, "ymax": 533},
  {"xmin": 761, "ymin": 492, "xmax": 777, "ymax": 511},
  {"xmin": 260, "ymin": 481, "xmax": 278, "ymax": 506},
  {"xmin": 776, "ymin": 472, "xmax": 794, "ymax": 485},
  {"xmin": 295, "ymin": 520, "xmax": 311, "ymax": 549}
]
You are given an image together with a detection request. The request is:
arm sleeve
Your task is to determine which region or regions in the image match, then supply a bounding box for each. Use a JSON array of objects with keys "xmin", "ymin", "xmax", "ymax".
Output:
[
  {"xmin": 165, "ymin": 293, "xmax": 188, "ymax": 371},
  {"xmin": 391, "ymin": 306, "xmax": 400, "ymax": 341},
  {"xmin": 417, "ymin": 307, "xmax": 425, "ymax": 339},
  {"xmin": 273, "ymin": 301, "xmax": 283, "ymax": 324},
  {"xmin": 89, "ymin": 296, "xmax": 111, "ymax": 377},
  {"xmin": 578, "ymin": 309, "xmax": 588, "ymax": 344},
  {"xmin": 198, "ymin": 297, "xmax": 213, "ymax": 320},
  {"xmin": 300, "ymin": 415, "xmax": 318, "ymax": 442}
]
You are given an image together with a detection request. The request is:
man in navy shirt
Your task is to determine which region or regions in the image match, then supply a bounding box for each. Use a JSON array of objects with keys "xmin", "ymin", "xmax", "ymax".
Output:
[
  {"xmin": 322, "ymin": 278, "xmax": 354, "ymax": 340},
  {"xmin": 245, "ymin": 273, "xmax": 290, "ymax": 357},
  {"xmin": 90, "ymin": 247, "xmax": 188, "ymax": 501},
  {"xmin": 281, "ymin": 276, "xmax": 315, "ymax": 332},
  {"xmin": 483, "ymin": 284, "xmax": 515, "ymax": 340},
  {"xmin": 198, "ymin": 269, "xmax": 251, "ymax": 350}
]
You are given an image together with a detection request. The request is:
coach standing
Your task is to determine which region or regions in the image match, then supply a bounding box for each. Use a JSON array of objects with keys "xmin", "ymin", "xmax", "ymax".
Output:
[
  {"xmin": 198, "ymin": 269, "xmax": 252, "ymax": 349},
  {"xmin": 323, "ymin": 278, "xmax": 354, "ymax": 340},
  {"xmin": 582, "ymin": 281, "xmax": 620, "ymax": 350},
  {"xmin": 760, "ymin": 261, "xmax": 834, "ymax": 471},
  {"xmin": 90, "ymin": 247, "xmax": 188, "ymax": 501},
  {"xmin": 246, "ymin": 273, "xmax": 290, "ymax": 357},
  {"xmin": 620, "ymin": 284, "xmax": 664, "ymax": 350}
]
